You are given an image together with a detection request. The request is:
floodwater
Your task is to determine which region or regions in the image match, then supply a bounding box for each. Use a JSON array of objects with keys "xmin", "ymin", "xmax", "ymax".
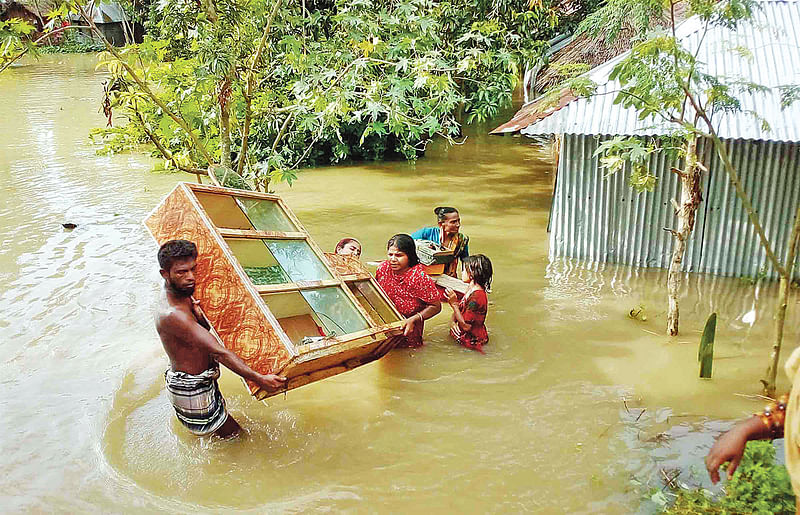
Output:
[{"xmin": 1, "ymin": 54, "xmax": 798, "ymax": 513}]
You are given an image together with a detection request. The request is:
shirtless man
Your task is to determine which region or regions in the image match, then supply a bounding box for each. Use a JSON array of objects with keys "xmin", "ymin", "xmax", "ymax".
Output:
[{"xmin": 155, "ymin": 239, "xmax": 286, "ymax": 438}]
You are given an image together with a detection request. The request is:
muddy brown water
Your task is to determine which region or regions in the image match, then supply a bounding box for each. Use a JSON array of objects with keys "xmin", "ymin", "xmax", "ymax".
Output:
[{"xmin": 1, "ymin": 54, "xmax": 797, "ymax": 513}]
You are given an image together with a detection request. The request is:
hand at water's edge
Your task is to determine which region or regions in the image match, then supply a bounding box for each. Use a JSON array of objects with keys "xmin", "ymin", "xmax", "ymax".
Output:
[
  {"xmin": 705, "ymin": 416, "xmax": 769, "ymax": 483},
  {"xmin": 403, "ymin": 315, "xmax": 418, "ymax": 337}
]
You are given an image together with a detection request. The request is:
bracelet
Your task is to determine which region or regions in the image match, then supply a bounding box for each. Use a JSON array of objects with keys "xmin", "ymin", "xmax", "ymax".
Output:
[
  {"xmin": 417, "ymin": 313, "xmax": 424, "ymax": 323},
  {"xmin": 756, "ymin": 393, "xmax": 789, "ymax": 438}
]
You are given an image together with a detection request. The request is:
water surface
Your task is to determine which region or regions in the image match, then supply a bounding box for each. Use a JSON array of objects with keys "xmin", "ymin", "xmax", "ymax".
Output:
[{"xmin": 1, "ymin": 54, "xmax": 796, "ymax": 513}]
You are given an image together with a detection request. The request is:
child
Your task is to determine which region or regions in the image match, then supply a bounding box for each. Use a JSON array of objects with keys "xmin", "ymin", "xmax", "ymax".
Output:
[{"xmin": 444, "ymin": 254, "xmax": 492, "ymax": 354}]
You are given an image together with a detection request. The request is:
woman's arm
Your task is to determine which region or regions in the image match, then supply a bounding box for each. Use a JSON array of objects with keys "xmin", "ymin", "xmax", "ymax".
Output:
[
  {"xmin": 403, "ymin": 302, "xmax": 442, "ymax": 336},
  {"xmin": 706, "ymin": 394, "xmax": 788, "ymax": 483}
]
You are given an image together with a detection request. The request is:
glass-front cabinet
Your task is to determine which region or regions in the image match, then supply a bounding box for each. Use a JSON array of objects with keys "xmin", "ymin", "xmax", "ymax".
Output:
[{"xmin": 145, "ymin": 183, "xmax": 404, "ymax": 400}]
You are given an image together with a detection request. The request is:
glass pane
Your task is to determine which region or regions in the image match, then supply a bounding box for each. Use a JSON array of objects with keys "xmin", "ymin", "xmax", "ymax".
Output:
[
  {"xmin": 226, "ymin": 238, "xmax": 290, "ymax": 285},
  {"xmin": 236, "ymin": 197, "xmax": 297, "ymax": 232},
  {"xmin": 260, "ymin": 292, "xmax": 325, "ymax": 346},
  {"xmin": 264, "ymin": 240, "xmax": 332, "ymax": 282},
  {"xmin": 301, "ymin": 287, "xmax": 369, "ymax": 336},
  {"xmin": 348, "ymin": 280, "xmax": 401, "ymax": 324},
  {"xmin": 195, "ymin": 192, "xmax": 254, "ymax": 230}
]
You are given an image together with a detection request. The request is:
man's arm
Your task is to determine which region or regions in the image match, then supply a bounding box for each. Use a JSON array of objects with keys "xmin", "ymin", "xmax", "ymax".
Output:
[{"xmin": 166, "ymin": 311, "xmax": 286, "ymax": 391}]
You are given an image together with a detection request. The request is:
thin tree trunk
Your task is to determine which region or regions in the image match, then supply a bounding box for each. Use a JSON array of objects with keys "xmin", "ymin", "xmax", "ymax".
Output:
[
  {"xmin": 237, "ymin": 0, "xmax": 285, "ymax": 177},
  {"xmin": 218, "ymin": 83, "xmax": 232, "ymax": 169},
  {"xmin": 763, "ymin": 205, "xmax": 800, "ymax": 396},
  {"xmin": 666, "ymin": 134, "xmax": 702, "ymax": 336},
  {"xmin": 702, "ymin": 125, "xmax": 798, "ymax": 394}
]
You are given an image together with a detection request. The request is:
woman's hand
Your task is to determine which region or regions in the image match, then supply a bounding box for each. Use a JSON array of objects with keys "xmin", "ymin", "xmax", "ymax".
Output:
[
  {"xmin": 705, "ymin": 416, "xmax": 770, "ymax": 483},
  {"xmin": 403, "ymin": 314, "xmax": 420, "ymax": 336},
  {"xmin": 444, "ymin": 288, "xmax": 458, "ymax": 305}
]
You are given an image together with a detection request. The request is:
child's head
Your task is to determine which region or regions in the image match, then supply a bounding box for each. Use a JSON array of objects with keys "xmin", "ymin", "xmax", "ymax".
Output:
[
  {"xmin": 335, "ymin": 238, "xmax": 362, "ymax": 258},
  {"xmin": 462, "ymin": 254, "xmax": 492, "ymax": 290}
]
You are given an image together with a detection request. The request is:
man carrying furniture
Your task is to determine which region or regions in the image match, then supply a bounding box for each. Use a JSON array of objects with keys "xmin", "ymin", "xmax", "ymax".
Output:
[{"xmin": 155, "ymin": 239, "xmax": 286, "ymax": 438}]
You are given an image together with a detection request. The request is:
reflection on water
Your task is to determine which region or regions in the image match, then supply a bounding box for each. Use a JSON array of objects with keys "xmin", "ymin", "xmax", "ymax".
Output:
[{"xmin": 1, "ymin": 55, "xmax": 797, "ymax": 512}]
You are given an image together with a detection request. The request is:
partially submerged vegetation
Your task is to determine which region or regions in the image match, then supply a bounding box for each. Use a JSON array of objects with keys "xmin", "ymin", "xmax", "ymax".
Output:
[
  {"xmin": 2, "ymin": 0, "xmax": 601, "ymax": 189},
  {"xmin": 663, "ymin": 441, "xmax": 795, "ymax": 513}
]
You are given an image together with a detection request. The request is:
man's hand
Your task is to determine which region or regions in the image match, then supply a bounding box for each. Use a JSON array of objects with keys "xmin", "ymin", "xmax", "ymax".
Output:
[
  {"xmin": 191, "ymin": 298, "xmax": 204, "ymax": 320},
  {"xmin": 256, "ymin": 373, "xmax": 287, "ymax": 392}
]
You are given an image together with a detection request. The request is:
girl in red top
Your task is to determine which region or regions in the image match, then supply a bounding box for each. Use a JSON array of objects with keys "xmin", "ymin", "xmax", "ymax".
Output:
[
  {"xmin": 375, "ymin": 234, "xmax": 442, "ymax": 348},
  {"xmin": 445, "ymin": 254, "xmax": 492, "ymax": 353}
]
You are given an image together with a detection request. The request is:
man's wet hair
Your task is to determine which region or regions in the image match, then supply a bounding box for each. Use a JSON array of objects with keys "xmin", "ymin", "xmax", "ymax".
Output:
[
  {"xmin": 158, "ymin": 239, "xmax": 197, "ymax": 271},
  {"xmin": 387, "ymin": 233, "xmax": 419, "ymax": 267}
]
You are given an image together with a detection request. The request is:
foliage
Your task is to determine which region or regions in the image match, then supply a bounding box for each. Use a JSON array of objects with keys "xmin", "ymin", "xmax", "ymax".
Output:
[
  {"xmin": 698, "ymin": 312, "xmax": 715, "ymax": 378},
  {"xmin": 594, "ymin": 136, "xmax": 663, "ymax": 192},
  {"xmin": 84, "ymin": 0, "xmax": 598, "ymax": 187},
  {"xmin": 577, "ymin": 0, "xmax": 663, "ymax": 43},
  {"xmin": 40, "ymin": 30, "xmax": 104, "ymax": 53},
  {"xmin": 0, "ymin": 18, "xmax": 37, "ymax": 66},
  {"xmin": 664, "ymin": 441, "xmax": 795, "ymax": 514}
]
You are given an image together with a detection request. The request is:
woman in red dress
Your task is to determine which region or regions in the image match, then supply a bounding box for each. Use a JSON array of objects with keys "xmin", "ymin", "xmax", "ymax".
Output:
[{"xmin": 375, "ymin": 234, "xmax": 442, "ymax": 348}]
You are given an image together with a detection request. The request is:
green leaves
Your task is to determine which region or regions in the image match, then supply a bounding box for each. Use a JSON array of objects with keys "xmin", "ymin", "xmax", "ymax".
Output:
[
  {"xmin": 84, "ymin": 0, "xmax": 589, "ymax": 184},
  {"xmin": 667, "ymin": 441, "xmax": 795, "ymax": 514},
  {"xmin": 595, "ymin": 136, "xmax": 659, "ymax": 192}
]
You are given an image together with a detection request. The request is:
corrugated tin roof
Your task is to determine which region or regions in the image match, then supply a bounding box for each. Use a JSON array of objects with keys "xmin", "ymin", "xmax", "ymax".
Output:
[
  {"xmin": 492, "ymin": 88, "xmax": 577, "ymax": 134},
  {"xmin": 505, "ymin": 0, "xmax": 800, "ymax": 143}
]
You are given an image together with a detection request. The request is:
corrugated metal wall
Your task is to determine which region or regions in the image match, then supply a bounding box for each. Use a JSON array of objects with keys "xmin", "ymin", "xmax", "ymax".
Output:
[{"xmin": 550, "ymin": 134, "xmax": 800, "ymax": 279}]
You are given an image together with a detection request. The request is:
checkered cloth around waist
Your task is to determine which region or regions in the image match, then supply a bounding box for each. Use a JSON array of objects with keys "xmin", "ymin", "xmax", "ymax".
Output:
[{"xmin": 165, "ymin": 366, "xmax": 227, "ymax": 435}]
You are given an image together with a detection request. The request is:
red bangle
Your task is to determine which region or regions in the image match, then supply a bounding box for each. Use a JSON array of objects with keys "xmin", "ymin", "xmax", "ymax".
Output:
[{"xmin": 756, "ymin": 393, "xmax": 789, "ymax": 438}]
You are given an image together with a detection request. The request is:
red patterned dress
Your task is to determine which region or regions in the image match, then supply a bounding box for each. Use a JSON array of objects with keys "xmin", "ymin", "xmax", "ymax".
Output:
[
  {"xmin": 375, "ymin": 261, "xmax": 441, "ymax": 348},
  {"xmin": 451, "ymin": 288, "xmax": 489, "ymax": 353}
]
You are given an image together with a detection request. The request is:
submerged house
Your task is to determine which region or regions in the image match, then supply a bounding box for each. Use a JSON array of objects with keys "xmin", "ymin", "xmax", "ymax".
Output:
[
  {"xmin": 68, "ymin": 0, "xmax": 133, "ymax": 46},
  {"xmin": 493, "ymin": 0, "xmax": 800, "ymax": 279},
  {"xmin": 0, "ymin": 0, "xmax": 58, "ymax": 34}
]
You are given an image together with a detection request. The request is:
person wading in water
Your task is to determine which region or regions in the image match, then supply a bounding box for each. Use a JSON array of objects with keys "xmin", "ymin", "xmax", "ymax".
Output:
[{"xmin": 155, "ymin": 239, "xmax": 287, "ymax": 438}]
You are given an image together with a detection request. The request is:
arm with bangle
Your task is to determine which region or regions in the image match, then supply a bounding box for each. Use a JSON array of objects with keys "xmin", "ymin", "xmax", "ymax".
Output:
[
  {"xmin": 705, "ymin": 394, "xmax": 788, "ymax": 483},
  {"xmin": 403, "ymin": 303, "xmax": 441, "ymax": 337}
]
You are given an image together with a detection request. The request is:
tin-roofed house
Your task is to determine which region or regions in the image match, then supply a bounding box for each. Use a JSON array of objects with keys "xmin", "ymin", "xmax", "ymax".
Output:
[
  {"xmin": 493, "ymin": 0, "xmax": 800, "ymax": 279},
  {"xmin": 68, "ymin": 0, "xmax": 133, "ymax": 45}
]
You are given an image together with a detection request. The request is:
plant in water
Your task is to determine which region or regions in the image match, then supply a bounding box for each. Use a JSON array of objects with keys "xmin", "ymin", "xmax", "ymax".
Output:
[
  {"xmin": 664, "ymin": 441, "xmax": 795, "ymax": 514},
  {"xmin": 698, "ymin": 312, "xmax": 716, "ymax": 379},
  {"xmin": 64, "ymin": 0, "xmax": 598, "ymax": 190}
]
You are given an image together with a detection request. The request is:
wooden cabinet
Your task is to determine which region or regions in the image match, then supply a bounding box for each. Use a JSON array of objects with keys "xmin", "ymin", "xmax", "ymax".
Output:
[{"xmin": 145, "ymin": 182, "xmax": 404, "ymax": 400}]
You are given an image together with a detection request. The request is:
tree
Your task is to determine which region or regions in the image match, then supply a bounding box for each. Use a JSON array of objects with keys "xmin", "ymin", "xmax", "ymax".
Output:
[
  {"xmin": 584, "ymin": 0, "xmax": 799, "ymax": 393},
  {"xmin": 81, "ymin": 0, "xmax": 593, "ymax": 188}
]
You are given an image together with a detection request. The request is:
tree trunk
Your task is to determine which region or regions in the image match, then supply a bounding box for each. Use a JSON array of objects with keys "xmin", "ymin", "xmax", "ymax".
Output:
[
  {"xmin": 666, "ymin": 134, "xmax": 702, "ymax": 336},
  {"xmin": 218, "ymin": 79, "xmax": 232, "ymax": 169},
  {"xmin": 763, "ymin": 205, "xmax": 800, "ymax": 396}
]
